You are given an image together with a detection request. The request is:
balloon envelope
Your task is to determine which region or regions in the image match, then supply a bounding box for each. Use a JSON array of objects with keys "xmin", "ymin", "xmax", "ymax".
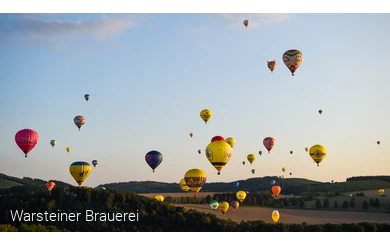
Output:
[
  {"xmin": 263, "ymin": 137, "xmax": 275, "ymax": 153},
  {"xmin": 267, "ymin": 60, "xmax": 276, "ymax": 72},
  {"xmin": 84, "ymin": 94, "xmax": 90, "ymax": 101},
  {"xmin": 179, "ymin": 178, "xmax": 190, "ymax": 192},
  {"xmin": 272, "ymin": 210, "xmax": 280, "ymax": 223},
  {"xmin": 236, "ymin": 190, "xmax": 247, "ymax": 203},
  {"xmin": 184, "ymin": 168, "xmax": 207, "ymax": 194},
  {"xmin": 270, "ymin": 180, "xmax": 276, "ymax": 185},
  {"xmin": 15, "ymin": 129, "xmax": 39, "ymax": 157},
  {"xmin": 247, "ymin": 154, "xmax": 255, "ymax": 164},
  {"xmin": 282, "ymin": 49, "xmax": 303, "ymax": 76},
  {"xmin": 233, "ymin": 182, "xmax": 239, "ymax": 188},
  {"xmin": 66, "ymin": 147, "xmax": 71, "ymax": 153},
  {"xmin": 50, "ymin": 140, "xmax": 56, "ymax": 147},
  {"xmin": 145, "ymin": 150, "xmax": 163, "ymax": 172},
  {"xmin": 309, "ymin": 144, "xmax": 327, "ymax": 166},
  {"xmin": 206, "ymin": 139, "xmax": 232, "ymax": 175},
  {"xmin": 219, "ymin": 201, "xmax": 229, "ymax": 214},
  {"xmin": 225, "ymin": 137, "xmax": 236, "ymax": 148},
  {"xmin": 272, "ymin": 186, "xmax": 281, "ymax": 197},
  {"xmin": 210, "ymin": 200, "xmax": 219, "ymax": 210},
  {"xmin": 69, "ymin": 161, "xmax": 92, "ymax": 186},
  {"xmin": 45, "ymin": 181, "xmax": 56, "ymax": 191},
  {"xmin": 92, "ymin": 160, "xmax": 98, "ymax": 167},
  {"xmin": 200, "ymin": 109, "xmax": 212, "ymax": 124},
  {"xmin": 154, "ymin": 195, "xmax": 164, "ymax": 202},
  {"xmin": 74, "ymin": 115, "xmax": 86, "ymax": 130},
  {"xmin": 243, "ymin": 19, "xmax": 250, "ymax": 27},
  {"xmin": 230, "ymin": 201, "xmax": 239, "ymax": 210}
]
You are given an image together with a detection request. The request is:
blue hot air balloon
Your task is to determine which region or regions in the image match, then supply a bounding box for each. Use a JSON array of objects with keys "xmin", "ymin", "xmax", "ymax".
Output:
[
  {"xmin": 233, "ymin": 182, "xmax": 239, "ymax": 188},
  {"xmin": 145, "ymin": 150, "xmax": 163, "ymax": 173},
  {"xmin": 84, "ymin": 94, "xmax": 90, "ymax": 101},
  {"xmin": 270, "ymin": 179, "xmax": 276, "ymax": 185}
]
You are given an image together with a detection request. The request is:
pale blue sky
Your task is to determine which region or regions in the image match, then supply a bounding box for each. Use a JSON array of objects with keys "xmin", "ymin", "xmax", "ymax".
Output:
[{"xmin": 1, "ymin": 13, "xmax": 389, "ymax": 187}]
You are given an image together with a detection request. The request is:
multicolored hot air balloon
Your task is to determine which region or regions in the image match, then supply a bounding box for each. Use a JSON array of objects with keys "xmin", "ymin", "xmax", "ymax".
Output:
[
  {"xmin": 15, "ymin": 129, "xmax": 39, "ymax": 158},
  {"xmin": 205, "ymin": 136, "xmax": 232, "ymax": 175},
  {"xmin": 154, "ymin": 195, "xmax": 164, "ymax": 202},
  {"xmin": 219, "ymin": 201, "xmax": 230, "ymax": 214},
  {"xmin": 282, "ymin": 49, "xmax": 303, "ymax": 76},
  {"xmin": 74, "ymin": 115, "xmax": 86, "ymax": 131},
  {"xmin": 230, "ymin": 201, "xmax": 239, "ymax": 211},
  {"xmin": 45, "ymin": 181, "xmax": 56, "ymax": 191},
  {"xmin": 184, "ymin": 168, "xmax": 207, "ymax": 195},
  {"xmin": 247, "ymin": 154, "xmax": 255, "ymax": 165},
  {"xmin": 179, "ymin": 178, "xmax": 190, "ymax": 193},
  {"xmin": 267, "ymin": 60, "xmax": 276, "ymax": 73},
  {"xmin": 84, "ymin": 94, "xmax": 90, "ymax": 102},
  {"xmin": 145, "ymin": 150, "xmax": 163, "ymax": 173},
  {"xmin": 272, "ymin": 186, "xmax": 281, "ymax": 197},
  {"xmin": 50, "ymin": 140, "xmax": 56, "ymax": 148},
  {"xmin": 243, "ymin": 19, "xmax": 250, "ymax": 28},
  {"xmin": 66, "ymin": 147, "xmax": 71, "ymax": 153},
  {"xmin": 69, "ymin": 161, "xmax": 92, "ymax": 187},
  {"xmin": 210, "ymin": 200, "xmax": 219, "ymax": 210},
  {"xmin": 236, "ymin": 190, "xmax": 247, "ymax": 203},
  {"xmin": 92, "ymin": 160, "xmax": 98, "ymax": 167},
  {"xmin": 200, "ymin": 109, "xmax": 212, "ymax": 124},
  {"xmin": 226, "ymin": 137, "xmax": 236, "ymax": 148},
  {"xmin": 272, "ymin": 210, "xmax": 280, "ymax": 223},
  {"xmin": 263, "ymin": 137, "xmax": 275, "ymax": 154},
  {"xmin": 309, "ymin": 144, "xmax": 327, "ymax": 166},
  {"xmin": 233, "ymin": 182, "xmax": 239, "ymax": 188}
]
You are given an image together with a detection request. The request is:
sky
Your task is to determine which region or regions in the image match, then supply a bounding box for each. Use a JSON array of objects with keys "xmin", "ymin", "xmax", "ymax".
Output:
[{"xmin": 1, "ymin": 3, "xmax": 390, "ymax": 188}]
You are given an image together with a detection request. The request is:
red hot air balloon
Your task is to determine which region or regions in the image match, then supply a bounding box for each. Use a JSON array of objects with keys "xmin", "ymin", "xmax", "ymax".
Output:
[
  {"xmin": 263, "ymin": 137, "xmax": 275, "ymax": 154},
  {"xmin": 15, "ymin": 129, "xmax": 39, "ymax": 158},
  {"xmin": 211, "ymin": 136, "xmax": 225, "ymax": 142}
]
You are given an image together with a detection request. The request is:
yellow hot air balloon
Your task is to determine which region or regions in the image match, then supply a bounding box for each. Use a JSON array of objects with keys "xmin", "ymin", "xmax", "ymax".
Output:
[
  {"xmin": 184, "ymin": 169, "xmax": 207, "ymax": 195},
  {"xmin": 179, "ymin": 178, "xmax": 190, "ymax": 193},
  {"xmin": 378, "ymin": 189, "xmax": 385, "ymax": 195},
  {"xmin": 309, "ymin": 144, "xmax": 327, "ymax": 166},
  {"xmin": 225, "ymin": 137, "xmax": 236, "ymax": 148},
  {"xmin": 205, "ymin": 136, "xmax": 232, "ymax": 175},
  {"xmin": 219, "ymin": 201, "xmax": 230, "ymax": 214},
  {"xmin": 200, "ymin": 109, "xmax": 212, "ymax": 124},
  {"xmin": 236, "ymin": 190, "xmax": 247, "ymax": 203},
  {"xmin": 247, "ymin": 154, "xmax": 255, "ymax": 165},
  {"xmin": 272, "ymin": 210, "xmax": 280, "ymax": 223},
  {"xmin": 190, "ymin": 133, "xmax": 193, "ymax": 138},
  {"xmin": 69, "ymin": 161, "xmax": 92, "ymax": 187},
  {"xmin": 66, "ymin": 147, "xmax": 71, "ymax": 153},
  {"xmin": 282, "ymin": 167, "xmax": 286, "ymax": 172},
  {"xmin": 154, "ymin": 195, "xmax": 164, "ymax": 202}
]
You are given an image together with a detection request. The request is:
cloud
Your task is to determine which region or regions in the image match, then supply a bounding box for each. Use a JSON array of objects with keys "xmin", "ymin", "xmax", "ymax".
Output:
[
  {"xmin": 0, "ymin": 14, "xmax": 139, "ymax": 46},
  {"xmin": 173, "ymin": 26, "xmax": 208, "ymax": 35},
  {"xmin": 206, "ymin": 13, "xmax": 290, "ymax": 29}
]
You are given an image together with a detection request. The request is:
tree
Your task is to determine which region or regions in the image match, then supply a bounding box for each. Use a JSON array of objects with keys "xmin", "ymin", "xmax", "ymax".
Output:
[
  {"xmin": 291, "ymin": 197, "xmax": 298, "ymax": 206},
  {"xmin": 323, "ymin": 198, "xmax": 330, "ymax": 208},
  {"xmin": 280, "ymin": 200, "xmax": 285, "ymax": 208},
  {"xmin": 333, "ymin": 200, "xmax": 339, "ymax": 208},
  {"xmin": 363, "ymin": 200, "xmax": 369, "ymax": 210},
  {"xmin": 374, "ymin": 198, "xmax": 380, "ymax": 208},
  {"xmin": 315, "ymin": 199, "xmax": 322, "ymax": 208},
  {"xmin": 369, "ymin": 198, "xmax": 375, "ymax": 206},
  {"xmin": 298, "ymin": 199, "xmax": 305, "ymax": 208},
  {"xmin": 342, "ymin": 200, "xmax": 349, "ymax": 209},
  {"xmin": 349, "ymin": 199, "xmax": 356, "ymax": 208}
]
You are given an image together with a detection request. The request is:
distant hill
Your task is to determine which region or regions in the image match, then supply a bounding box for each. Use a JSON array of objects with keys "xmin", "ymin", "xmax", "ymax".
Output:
[{"xmin": 99, "ymin": 175, "xmax": 390, "ymax": 195}]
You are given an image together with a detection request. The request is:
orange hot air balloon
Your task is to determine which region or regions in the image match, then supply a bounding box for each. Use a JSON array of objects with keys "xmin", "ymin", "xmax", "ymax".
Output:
[
  {"xmin": 45, "ymin": 181, "xmax": 56, "ymax": 191},
  {"xmin": 271, "ymin": 186, "xmax": 281, "ymax": 197},
  {"xmin": 305, "ymin": 147, "xmax": 308, "ymax": 152},
  {"xmin": 267, "ymin": 60, "xmax": 276, "ymax": 73}
]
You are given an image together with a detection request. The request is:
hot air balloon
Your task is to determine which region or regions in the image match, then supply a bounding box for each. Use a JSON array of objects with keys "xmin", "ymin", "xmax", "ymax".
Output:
[
  {"xmin": 272, "ymin": 210, "xmax": 280, "ymax": 223},
  {"xmin": 74, "ymin": 115, "xmax": 86, "ymax": 131},
  {"xmin": 377, "ymin": 141, "xmax": 380, "ymax": 145},
  {"xmin": 205, "ymin": 136, "xmax": 232, "ymax": 175},
  {"xmin": 233, "ymin": 182, "xmax": 239, "ymax": 188},
  {"xmin": 318, "ymin": 110, "xmax": 323, "ymax": 115},
  {"xmin": 243, "ymin": 19, "xmax": 250, "ymax": 28},
  {"xmin": 145, "ymin": 150, "xmax": 163, "ymax": 173},
  {"xmin": 230, "ymin": 201, "xmax": 239, "ymax": 211},
  {"xmin": 305, "ymin": 147, "xmax": 308, "ymax": 152},
  {"xmin": 259, "ymin": 151, "xmax": 262, "ymax": 156},
  {"xmin": 198, "ymin": 149, "xmax": 201, "ymax": 154},
  {"xmin": 210, "ymin": 200, "xmax": 219, "ymax": 210},
  {"xmin": 45, "ymin": 181, "xmax": 56, "ymax": 191},
  {"xmin": 179, "ymin": 178, "xmax": 190, "ymax": 193},
  {"xmin": 282, "ymin": 167, "xmax": 286, "ymax": 173},
  {"xmin": 15, "ymin": 129, "xmax": 39, "ymax": 158},
  {"xmin": 50, "ymin": 140, "xmax": 56, "ymax": 148},
  {"xmin": 247, "ymin": 154, "xmax": 255, "ymax": 165},
  {"xmin": 251, "ymin": 169, "xmax": 255, "ymax": 174},
  {"xmin": 290, "ymin": 151, "xmax": 293, "ymax": 155},
  {"xmin": 242, "ymin": 161, "xmax": 245, "ymax": 165},
  {"xmin": 282, "ymin": 49, "xmax": 303, "ymax": 76},
  {"xmin": 270, "ymin": 179, "xmax": 276, "ymax": 185},
  {"xmin": 290, "ymin": 172, "xmax": 292, "ymax": 176},
  {"xmin": 66, "ymin": 147, "xmax": 71, "ymax": 153},
  {"xmin": 272, "ymin": 186, "xmax": 281, "ymax": 197},
  {"xmin": 154, "ymin": 195, "xmax": 164, "ymax": 202},
  {"xmin": 190, "ymin": 133, "xmax": 193, "ymax": 138},
  {"xmin": 226, "ymin": 137, "xmax": 236, "ymax": 148},
  {"xmin": 267, "ymin": 60, "xmax": 276, "ymax": 73},
  {"xmin": 211, "ymin": 136, "xmax": 224, "ymax": 142},
  {"xmin": 184, "ymin": 168, "xmax": 207, "ymax": 195},
  {"xmin": 92, "ymin": 160, "xmax": 98, "ymax": 167},
  {"xmin": 69, "ymin": 161, "xmax": 92, "ymax": 187},
  {"xmin": 219, "ymin": 201, "xmax": 230, "ymax": 214},
  {"xmin": 84, "ymin": 94, "xmax": 90, "ymax": 102},
  {"xmin": 378, "ymin": 189, "xmax": 385, "ymax": 196},
  {"xmin": 236, "ymin": 190, "xmax": 247, "ymax": 203},
  {"xmin": 309, "ymin": 144, "xmax": 327, "ymax": 166},
  {"xmin": 200, "ymin": 109, "xmax": 212, "ymax": 124},
  {"xmin": 263, "ymin": 137, "xmax": 275, "ymax": 154}
]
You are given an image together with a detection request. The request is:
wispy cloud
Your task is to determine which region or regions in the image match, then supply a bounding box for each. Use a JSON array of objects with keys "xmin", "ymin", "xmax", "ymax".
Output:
[
  {"xmin": 206, "ymin": 13, "xmax": 290, "ymax": 29},
  {"xmin": 0, "ymin": 14, "xmax": 139, "ymax": 47}
]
